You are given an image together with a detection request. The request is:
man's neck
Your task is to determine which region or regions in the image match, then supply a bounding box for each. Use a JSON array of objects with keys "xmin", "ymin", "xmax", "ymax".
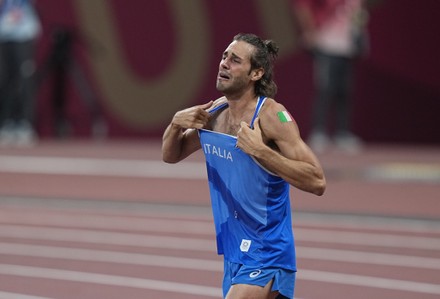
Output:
[
  {"xmin": 225, "ymin": 88, "xmax": 257, "ymax": 106},
  {"xmin": 225, "ymin": 94, "xmax": 258, "ymax": 123}
]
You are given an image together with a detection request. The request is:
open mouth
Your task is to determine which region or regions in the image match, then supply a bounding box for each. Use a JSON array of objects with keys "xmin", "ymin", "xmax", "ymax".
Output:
[{"xmin": 218, "ymin": 71, "xmax": 231, "ymax": 80}]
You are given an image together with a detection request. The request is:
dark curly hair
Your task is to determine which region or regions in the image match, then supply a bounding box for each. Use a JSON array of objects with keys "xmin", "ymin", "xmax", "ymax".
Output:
[{"xmin": 233, "ymin": 33, "xmax": 279, "ymax": 98}]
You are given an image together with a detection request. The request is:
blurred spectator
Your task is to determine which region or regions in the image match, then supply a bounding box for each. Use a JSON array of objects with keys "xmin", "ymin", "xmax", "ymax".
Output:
[
  {"xmin": 38, "ymin": 25, "xmax": 106, "ymax": 139},
  {"xmin": 0, "ymin": 0, "xmax": 41, "ymax": 146},
  {"xmin": 293, "ymin": 0, "xmax": 378, "ymax": 153}
]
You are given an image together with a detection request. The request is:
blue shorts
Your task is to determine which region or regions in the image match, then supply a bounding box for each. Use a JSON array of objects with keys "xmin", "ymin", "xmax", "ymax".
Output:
[{"xmin": 222, "ymin": 261, "xmax": 296, "ymax": 298}]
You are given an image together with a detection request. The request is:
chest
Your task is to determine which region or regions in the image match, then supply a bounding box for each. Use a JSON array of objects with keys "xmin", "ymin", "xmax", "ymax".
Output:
[{"xmin": 210, "ymin": 109, "xmax": 254, "ymax": 136}]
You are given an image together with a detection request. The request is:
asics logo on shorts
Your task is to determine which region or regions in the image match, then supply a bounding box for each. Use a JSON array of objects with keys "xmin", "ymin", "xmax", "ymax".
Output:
[{"xmin": 249, "ymin": 270, "xmax": 262, "ymax": 278}]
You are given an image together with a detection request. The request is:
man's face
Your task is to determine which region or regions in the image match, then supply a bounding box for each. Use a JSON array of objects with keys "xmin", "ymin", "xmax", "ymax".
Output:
[{"xmin": 216, "ymin": 40, "xmax": 255, "ymax": 96}]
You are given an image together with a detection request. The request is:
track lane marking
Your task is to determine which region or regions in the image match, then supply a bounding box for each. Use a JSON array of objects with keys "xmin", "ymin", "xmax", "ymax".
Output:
[
  {"xmin": 0, "ymin": 210, "xmax": 214, "ymax": 235},
  {"xmin": 295, "ymin": 228, "xmax": 440, "ymax": 250},
  {"xmin": 0, "ymin": 243, "xmax": 223, "ymax": 271},
  {"xmin": 1, "ymin": 224, "xmax": 439, "ymax": 251},
  {"xmin": 299, "ymin": 269, "xmax": 440, "ymax": 295},
  {"xmin": 1, "ymin": 204, "xmax": 439, "ymax": 234},
  {"xmin": 1, "ymin": 241, "xmax": 440, "ymax": 271},
  {"xmin": 0, "ymin": 242, "xmax": 440, "ymax": 271},
  {"xmin": 0, "ymin": 156, "xmax": 206, "ymax": 179},
  {"xmin": 0, "ymin": 264, "xmax": 222, "ymax": 297},
  {"xmin": 1, "ymin": 263, "xmax": 439, "ymax": 295},
  {"xmin": 298, "ymin": 246, "xmax": 440, "ymax": 270},
  {"xmin": 0, "ymin": 225, "xmax": 216, "ymax": 251},
  {"xmin": 0, "ymin": 292, "xmax": 55, "ymax": 299}
]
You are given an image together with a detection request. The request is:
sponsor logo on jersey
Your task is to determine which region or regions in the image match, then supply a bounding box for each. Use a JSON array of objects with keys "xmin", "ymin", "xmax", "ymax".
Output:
[{"xmin": 240, "ymin": 239, "xmax": 252, "ymax": 252}]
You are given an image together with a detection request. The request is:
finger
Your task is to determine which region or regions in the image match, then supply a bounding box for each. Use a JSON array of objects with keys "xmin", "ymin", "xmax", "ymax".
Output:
[
  {"xmin": 240, "ymin": 121, "xmax": 250, "ymax": 128},
  {"xmin": 235, "ymin": 122, "xmax": 248, "ymax": 136},
  {"xmin": 199, "ymin": 100, "xmax": 214, "ymax": 110},
  {"xmin": 196, "ymin": 109, "xmax": 211, "ymax": 123},
  {"xmin": 253, "ymin": 117, "xmax": 261, "ymax": 132}
]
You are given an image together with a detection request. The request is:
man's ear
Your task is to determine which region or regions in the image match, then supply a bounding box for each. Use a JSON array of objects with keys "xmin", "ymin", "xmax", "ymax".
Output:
[{"xmin": 250, "ymin": 68, "xmax": 264, "ymax": 81}]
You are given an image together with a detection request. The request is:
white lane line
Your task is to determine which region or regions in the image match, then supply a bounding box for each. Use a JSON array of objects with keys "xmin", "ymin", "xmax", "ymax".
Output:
[
  {"xmin": 2, "ymin": 209, "xmax": 438, "ymax": 240},
  {"xmin": 297, "ymin": 246, "xmax": 440, "ymax": 270},
  {"xmin": 0, "ymin": 155, "xmax": 207, "ymax": 179},
  {"xmin": 299, "ymin": 269, "xmax": 440, "ymax": 295},
  {"xmin": 0, "ymin": 264, "xmax": 222, "ymax": 298},
  {"xmin": 295, "ymin": 228, "xmax": 440, "ymax": 250},
  {"xmin": 1, "ymin": 262, "xmax": 439, "ymax": 296},
  {"xmin": 0, "ymin": 292, "xmax": 55, "ymax": 299},
  {"xmin": 1, "ymin": 224, "xmax": 440, "ymax": 251},
  {"xmin": 293, "ymin": 213, "xmax": 440, "ymax": 234},
  {"xmin": 0, "ymin": 243, "xmax": 222, "ymax": 271},
  {"xmin": 1, "ymin": 206, "xmax": 439, "ymax": 236},
  {"xmin": 1, "ymin": 242, "xmax": 440, "ymax": 272},
  {"xmin": 0, "ymin": 225, "xmax": 216, "ymax": 252},
  {"xmin": 0, "ymin": 211, "xmax": 214, "ymax": 235}
]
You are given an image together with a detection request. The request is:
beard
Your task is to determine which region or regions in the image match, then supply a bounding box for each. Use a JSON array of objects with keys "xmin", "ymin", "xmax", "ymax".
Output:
[{"xmin": 216, "ymin": 75, "xmax": 249, "ymax": 96}]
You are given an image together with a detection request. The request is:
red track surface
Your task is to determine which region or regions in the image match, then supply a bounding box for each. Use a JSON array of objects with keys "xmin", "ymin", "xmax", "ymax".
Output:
[{"xmin": 0, "ymin": 140, "xmax": 439, "ymax": 299}]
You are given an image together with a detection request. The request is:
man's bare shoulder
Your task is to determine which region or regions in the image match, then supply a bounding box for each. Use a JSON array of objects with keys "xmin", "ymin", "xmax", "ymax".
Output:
[
  {"xmin": 260, "ymin": 98, "xmax": 299, "ymax": 138},
  {"xmin": 211, "ymin": 97, "xmax": 228, "ymax": 109},
  {"xmin": 205, "ymin": 97, "xmax": 228, "ymax": 131},
  {"xmin": 260, "ymin": 98, "xmax": 290, "ymax": 122}
]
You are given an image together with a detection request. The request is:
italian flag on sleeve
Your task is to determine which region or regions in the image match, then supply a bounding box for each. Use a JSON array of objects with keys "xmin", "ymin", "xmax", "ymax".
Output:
[{"xmin": 277, "ymin": 111, "xmax": 294, "ymax": 123}]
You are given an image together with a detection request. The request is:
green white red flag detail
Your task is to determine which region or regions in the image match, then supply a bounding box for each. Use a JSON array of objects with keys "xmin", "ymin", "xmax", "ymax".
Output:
[{"xmin": 277, "ymin": 111, "xmax": 293, "ymax": 123}]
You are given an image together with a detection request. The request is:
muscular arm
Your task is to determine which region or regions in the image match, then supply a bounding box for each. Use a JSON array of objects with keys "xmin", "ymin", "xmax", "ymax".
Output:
[
  {"xmin": 236, "ymin": 101, "xmax": 326, "ymax": 195},
  {"xmin": 162, "ymin": 101, "xmax": 213, "ymax": 163}
]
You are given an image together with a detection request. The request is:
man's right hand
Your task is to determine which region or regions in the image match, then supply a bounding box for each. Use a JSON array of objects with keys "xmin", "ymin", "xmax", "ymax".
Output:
[{"xmin": 171, "ymin": 101, "xmax": 214, "ymax": 130}]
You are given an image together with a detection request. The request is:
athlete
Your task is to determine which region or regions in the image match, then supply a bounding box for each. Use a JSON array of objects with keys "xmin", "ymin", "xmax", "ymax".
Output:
[{"xmin": 162, "ymin": 33, "xmax": 326, "ymax": 299}]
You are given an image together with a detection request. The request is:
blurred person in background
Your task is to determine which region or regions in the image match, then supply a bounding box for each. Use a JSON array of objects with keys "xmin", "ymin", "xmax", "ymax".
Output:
[
  {"xmin": 0, "ymin": 0, "xmax": 41, "ymax": 146},
  {"xmin": 293, "ymin": 0, "xmax": 379, "ymax": 153}
]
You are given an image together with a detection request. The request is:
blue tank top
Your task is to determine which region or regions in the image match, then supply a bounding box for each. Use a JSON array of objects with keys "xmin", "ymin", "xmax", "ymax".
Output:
[{"xmin": 198, "ymin": 96, "xmax": 296, "ymax": 271}]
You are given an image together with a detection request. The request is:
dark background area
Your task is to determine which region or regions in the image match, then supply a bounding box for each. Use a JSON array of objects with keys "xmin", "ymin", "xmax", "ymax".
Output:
[{"xmin": 33, "ymin": 0, "xmax": 440, "ymax": 144}]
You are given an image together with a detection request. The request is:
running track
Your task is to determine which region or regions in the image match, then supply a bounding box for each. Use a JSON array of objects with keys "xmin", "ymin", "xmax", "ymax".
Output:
[{"xmin": 0, "ymin": 140, "xmax": 439, "ymax": 299}]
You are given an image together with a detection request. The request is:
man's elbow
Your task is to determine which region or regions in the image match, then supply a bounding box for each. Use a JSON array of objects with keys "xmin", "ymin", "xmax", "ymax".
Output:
[
  {"xmin": 163, "ymin": 158, "xmax": 177, "ymax": 164},
  {"xmin": 312, "ymin": 178, "xmax": 326, "ymax": 196},
  {"xmin": 161, "ymin": 150, "xmax": 180, "ymax": 164},
  {"xmin": 162, "ymin": 154, "xmax": 179, "ymax": 164}
]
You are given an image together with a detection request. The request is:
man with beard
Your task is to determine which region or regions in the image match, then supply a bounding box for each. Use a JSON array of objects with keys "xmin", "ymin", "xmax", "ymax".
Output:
[{"xmin": 162, "ymin": 33, "xmax": 326, "ymax": 299}]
